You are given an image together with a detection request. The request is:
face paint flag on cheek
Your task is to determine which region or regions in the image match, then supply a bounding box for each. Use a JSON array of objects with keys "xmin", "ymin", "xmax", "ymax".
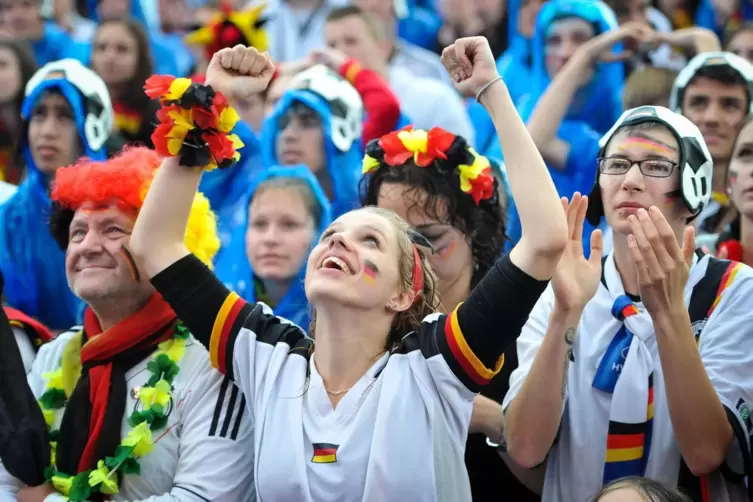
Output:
[
  {"xmin": 437, "ymin": 240, "xmax": 457, "ymax": 259},
  {"xmin": 363, "ymin": 260, "xmax": 378, "ymax": 284}
]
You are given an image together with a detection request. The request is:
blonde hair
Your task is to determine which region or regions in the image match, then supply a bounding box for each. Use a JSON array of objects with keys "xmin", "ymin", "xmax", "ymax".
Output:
[
  {"xmin": 622, "ymin": 67, "xmax": 678, "ymax": 110},
  {"xmin": 310, "ymin": 206, "xmax": 440, "ymax": 350}
]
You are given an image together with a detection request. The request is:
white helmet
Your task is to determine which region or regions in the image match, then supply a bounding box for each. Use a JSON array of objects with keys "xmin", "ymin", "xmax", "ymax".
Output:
[
  {"xmin": 24, "ymin": 59, "xmax": 113, "ymax": 153},
  {"xmin": 670, "ymin": 52, "xmax": 753, "ymax": 113},
  {"xmin": 289, "ymin": 64, "xmax": 363, "ymax": 153},
  {"xmin": 586, "ymin": 106, "xmax": 713, "ymax": 225}
]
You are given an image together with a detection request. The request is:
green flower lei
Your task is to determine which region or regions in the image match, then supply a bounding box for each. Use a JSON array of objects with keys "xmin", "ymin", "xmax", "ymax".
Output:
[{"xmin": 37, "ymin": 322, "xmax": 190, "ymax": 501}]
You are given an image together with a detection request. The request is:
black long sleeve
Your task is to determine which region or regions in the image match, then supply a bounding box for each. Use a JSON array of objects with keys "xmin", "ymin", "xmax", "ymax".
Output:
[
  {"xmin": 150, "ymin": 254, "xmax": 232, "ymax": 348},
  {"xmin": 456, "ymin": 254, "xmax": 549, "ymax": 368}
]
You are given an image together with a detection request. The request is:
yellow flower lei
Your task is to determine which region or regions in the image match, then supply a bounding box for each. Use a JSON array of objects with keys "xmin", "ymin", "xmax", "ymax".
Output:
[{"xmin": 37, "ymin": 323, "xmax": 189, "ymax": 501}]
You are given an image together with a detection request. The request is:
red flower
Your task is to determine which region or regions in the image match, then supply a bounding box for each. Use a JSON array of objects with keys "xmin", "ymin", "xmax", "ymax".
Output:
[
  {"xmin": 193, "ymin": 106, "xmax": 218, "ymax": 130},
  {"xmin": 155, "ymin": 104, "xmax": 179, "ymax": 125},
  {"xmin": 379, "ymin": 127, "xmax": 412, "ymax": 166},
  {"xmin": 144, "ymin": 75, "xmax": 176, "ymax": 99},
  {"xmin": 151, "ymin": 123, "xmax": 175, "ymax": 157},
  {"xmin": 468, "ymin": 169, "xmax": 495, "ymax": 205},
  {"xmin": 424, "ymin": 127, "xmax": 455, "ymax": 161},
  {"xmin": 203, "ymin": 131, "xmax": 235, "ymax": 161}
]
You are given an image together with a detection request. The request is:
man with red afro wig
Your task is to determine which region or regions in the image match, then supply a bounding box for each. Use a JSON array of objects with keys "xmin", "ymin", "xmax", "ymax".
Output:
[{"xmin": 0, "ymin": 147, "xmax": 255, "ymax": 501}]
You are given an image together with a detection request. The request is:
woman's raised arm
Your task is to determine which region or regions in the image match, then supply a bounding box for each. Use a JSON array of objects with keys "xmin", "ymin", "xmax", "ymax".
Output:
[
  {"xmin": 130, "ymin": 46, "xmax": 276, "ymax": 278},
  {"xmin": 441, "ymin": 37, "xmax": 568, "ymax": 281}
]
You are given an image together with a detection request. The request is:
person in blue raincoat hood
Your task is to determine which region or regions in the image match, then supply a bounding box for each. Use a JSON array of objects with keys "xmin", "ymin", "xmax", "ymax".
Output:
[
  {"xmin": 261, "ymin": 64, "xmax": 364, "ymax": 219},
  {"xmin": 218, "ymin": 165, "xmax": 332, "ymax": 329},
  {"xmin": 498, "ymin": 0, "xmax": 625, "ymax": 254},
  {"xmin": 0, "ymin": 59, "xmax": 113, "ymax": 330}
]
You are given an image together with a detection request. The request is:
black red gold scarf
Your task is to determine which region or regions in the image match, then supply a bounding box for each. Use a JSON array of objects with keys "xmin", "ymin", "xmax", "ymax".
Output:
[{"xmin": 55, "ymin": 293, "xmax": 176, "ymax": 480}]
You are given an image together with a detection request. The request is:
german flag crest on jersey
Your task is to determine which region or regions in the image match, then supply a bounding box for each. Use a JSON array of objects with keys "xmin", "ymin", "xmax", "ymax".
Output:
[{"xmin": 311, "ymin": 443, "xmax": 338, "ymax": 464}]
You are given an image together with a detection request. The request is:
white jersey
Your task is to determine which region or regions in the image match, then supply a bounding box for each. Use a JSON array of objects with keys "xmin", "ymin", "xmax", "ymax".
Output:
[
  {"xmin": 504, "ymin": 253, "xmax": 753, "ymax": 502},
  {"xmin": 0, "ymin": 329, "xmax": 256, "ymax": 502},
  {"xmin": 210, "ymin": 295, "xmax": 481, "ymax": 501}
]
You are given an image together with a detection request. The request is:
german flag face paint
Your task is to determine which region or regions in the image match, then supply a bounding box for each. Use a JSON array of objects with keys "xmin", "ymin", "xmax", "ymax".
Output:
[
  {"xmin": 363, "ymin": 260, "xmax": 378, "ymax": 284},
  {"xmin": 311, "ymin": 443, "xmax": 338, "ymax": 463},
  {"xmin": 437, "ymin": 239, "xmax": 457, "ymax": 260}
]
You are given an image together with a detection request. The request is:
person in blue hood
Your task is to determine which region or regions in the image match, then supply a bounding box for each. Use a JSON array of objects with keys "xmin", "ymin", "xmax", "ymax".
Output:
[
  {"xmin": 261, "ymin": 64, "xmax": 365, "ymax": 219},
  {"xmin": 525, "ymin": 8, "xmax": 654, "ymax": 255},
  {"xmin": 471, "ymin": 0, "xmax": 546, "ymax": 157},
  {"xmin": 218, "ymin": 165, "xmax": 332, "ymax": 329},
  {"xmin": 0, "ymin": 0, "xmax": 85, "ymax": 65},
  {"xmin": 0, "ymin": 59, "xmax": 113, "ymax": 330}
]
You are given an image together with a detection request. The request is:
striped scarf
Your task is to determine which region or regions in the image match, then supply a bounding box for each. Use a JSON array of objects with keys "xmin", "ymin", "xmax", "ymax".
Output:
[{"xmin": 593, "ymin": 294, "xmax": 655, "ymax": 484}]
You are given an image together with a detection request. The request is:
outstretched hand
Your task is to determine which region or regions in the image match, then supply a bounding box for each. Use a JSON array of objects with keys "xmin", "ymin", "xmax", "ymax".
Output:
[
  {"xmin": 551, "ymin": 193, "xmax": 603, "ymax": 312},
  {"xmin": 440, "ymin": 36, "xmax": 499, "ymax": 98},
  {"xmin": 205, "ymin": 45, "xmax": 276, "ymax": 102}
]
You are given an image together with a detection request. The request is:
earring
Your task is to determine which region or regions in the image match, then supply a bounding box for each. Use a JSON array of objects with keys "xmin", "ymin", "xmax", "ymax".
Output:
[{"xmin": 387, "ymin": 302, "xmax": 398, "ymax": 311}]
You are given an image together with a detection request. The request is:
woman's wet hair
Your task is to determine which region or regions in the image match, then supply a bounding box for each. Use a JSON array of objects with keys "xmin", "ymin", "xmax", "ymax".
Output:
[
  {"xmin": 251, "ymin": 176, "xmax": 324, "ymax": 230},
  {"xmin": 309, "ymin": 206, "xmax": 440, "ymax": 350},
  {"xmin": 360, "ymin": 136, "xmax": 506, "ymax": 286},
  {"xmin": 592, "ymin": 477, "xmax": 691, "ymax": 502}
]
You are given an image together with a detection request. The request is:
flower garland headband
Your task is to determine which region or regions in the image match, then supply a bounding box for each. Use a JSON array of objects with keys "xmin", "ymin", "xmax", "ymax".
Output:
[
  {"xmin": 362, "ymin": 126, "xmax": 495, "ymax": 205},
  {"xmin": 144, "ymin": 75, "xmax": 243, "ymax": 171},
  {"xmin": 38, "ymin": 323, "xmax": 189, "ymax": 500}
]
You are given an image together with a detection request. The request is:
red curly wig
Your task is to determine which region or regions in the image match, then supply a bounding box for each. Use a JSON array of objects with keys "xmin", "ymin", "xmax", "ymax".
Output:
[{"xmin": 51, "ymin": 147, "xmax": 159, "ymax": 213}]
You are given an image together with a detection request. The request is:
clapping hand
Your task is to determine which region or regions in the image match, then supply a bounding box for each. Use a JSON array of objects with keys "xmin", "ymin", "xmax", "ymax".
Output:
[
  {"xmin": 440, "ymin": 36, "xmax": 499, "ymax": 98},
  {"xmin": 577, "ymin": 21, "xmax": 656, "ymax": 66},
  {"xmin": 627, "ymin": 207, "xmax": 694, "ymax": 318},
  {"xmin": 552, "ymin": 193, "xmax": 604, "ymax": 312},
  {"xmin": 205, "ymin": 45, "xmax": 276, "ymax": 102}
]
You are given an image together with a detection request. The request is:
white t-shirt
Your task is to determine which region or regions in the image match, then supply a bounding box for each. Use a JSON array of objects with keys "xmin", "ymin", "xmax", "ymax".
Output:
[
  {"xmin": 0, "ymin": 329, "xmax": 255, "ymax": 502},
  {"xmin": 504, "ymin": 253, "xmax": 753, "ymax": 502},
  {"xmin": 212, "ymin": 298, "xmax": 479, "ymax": 501}
]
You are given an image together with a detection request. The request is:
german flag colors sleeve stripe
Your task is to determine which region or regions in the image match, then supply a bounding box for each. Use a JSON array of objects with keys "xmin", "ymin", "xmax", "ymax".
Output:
[
  {"xmin": 444, "ymin": 308, "xmax": 504, "ymax": 387},
  {"xmin": 210, "ymin": 292, "xmax": 249, "ymax": 378},
  {"xmin": 709, "ymin": 262, "xmax": 743, "ymax": 316}
]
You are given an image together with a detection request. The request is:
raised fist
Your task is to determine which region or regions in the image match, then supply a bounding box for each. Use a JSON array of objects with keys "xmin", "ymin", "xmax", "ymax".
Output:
[
  {"xmin": 440, "ymin": 36, "xmax": 499, "ymax": 98},
  {"xmin": 205, "ymin": 45, "xmax": 276, "ymax": 101}
]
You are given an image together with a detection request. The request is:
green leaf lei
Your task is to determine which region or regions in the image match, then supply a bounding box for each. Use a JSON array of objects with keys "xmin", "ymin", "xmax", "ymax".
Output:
[{"xmin": 37, "ymin": 322, "xmax": 190, "ymax": 501}]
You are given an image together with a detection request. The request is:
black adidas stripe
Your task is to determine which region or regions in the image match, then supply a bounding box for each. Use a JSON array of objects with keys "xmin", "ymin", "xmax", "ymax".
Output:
[{"xmin": 209, "ymin": 376, "xmax": 247, "ymax": 439}]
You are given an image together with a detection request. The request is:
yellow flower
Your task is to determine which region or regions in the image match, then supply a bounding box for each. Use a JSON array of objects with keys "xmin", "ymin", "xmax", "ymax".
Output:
[
  {"xmin": 397, "ymin": 129, "xmax": 428, "ymax": 154},
  {"xmin": 167, "ymin": 108, "xmax": 195, "ymax": 131},
  {"xmin": 122, "ymin": 422, "xmax": 154, "ymax": 457},
  {"xmin": 50, "ymin": 441, "xmax": 57, "ymax": 467},
  {"xmin": 230, "ymin": 133, "xmax": 244, "ymax": 152},
  {"xmin": 166, "ymin": 78, "xmax": 192, "ymax": 101},
  {"xmin": 42, "ymin": 369, "xmax": 64, "ymax": 391},
  {"xmin": 157, "ymin": 338, "xmax": 186, "ymax": 362},
  {"xmin": 139, "ymin": 379, "xmax": 172, "ymax": 409},
  {"xmin": 218, "ymin": 107, "xmax": 240, "ymax": 132},
  {"xmin": 457, "ymin": 149, "xmax": 490, "ymax": 193},
  {"xmin": 51, "ymin": 475, "xmax": 72, "ymax": 496},
  {"xmin": 43, "ymin": 408, "xmax": 56, "ymax": 428},
  {"xmin": 362, "ymin": 154, "xmax": 380, "ymax": 174},
  {"xmin": 88, "ymin": 460, "xmax": 119, "ymax": 495}
]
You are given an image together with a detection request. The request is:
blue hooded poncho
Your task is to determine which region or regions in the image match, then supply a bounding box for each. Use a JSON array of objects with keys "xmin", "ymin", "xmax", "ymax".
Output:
[
  {"xmin": 215, "ymin": 165, "xmax": 332, "ymax": 329},
  {"xmin": 260, "ymin": 88, "xmax": 363, "ymax": 219},
  {"xmin": 0, "ymin": 77, "xmax": 108, "ymax": 329},
  {"xmin": 33, "ymin": 23, "xmax": 87, "ymax": 66}
]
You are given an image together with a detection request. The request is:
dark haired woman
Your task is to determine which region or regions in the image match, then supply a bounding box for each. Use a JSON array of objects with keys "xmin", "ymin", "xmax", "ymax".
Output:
[
  {"xmin": 128, "ymin": 40, "xmax": 567, "ymax": 499},
  {"xmin": 0, "ymin": 39, "xmax": 37, "ymax": 184},
  {"xmin": 90, "ymin": 19, "xmax": 157, "ymax": 147},
  {"xmin": 362, "ymin": 128, "xmax": 538, "ymax": 500}
]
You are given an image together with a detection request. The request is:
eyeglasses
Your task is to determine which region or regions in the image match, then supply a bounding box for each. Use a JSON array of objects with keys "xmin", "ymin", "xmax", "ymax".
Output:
[{"xmin": 598, "ymin": 157, "xmax": 677, "ymax": 178}]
